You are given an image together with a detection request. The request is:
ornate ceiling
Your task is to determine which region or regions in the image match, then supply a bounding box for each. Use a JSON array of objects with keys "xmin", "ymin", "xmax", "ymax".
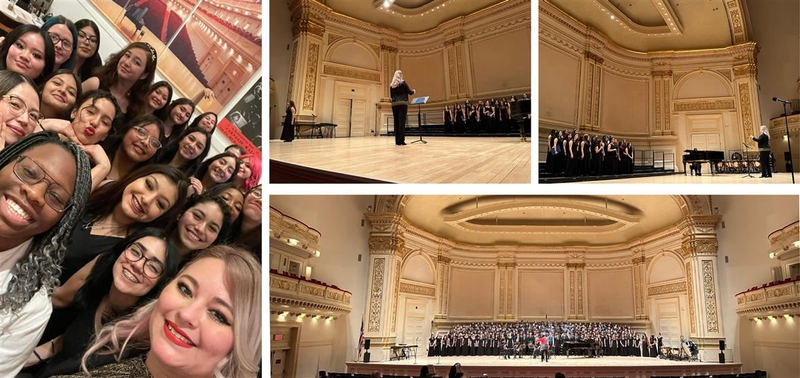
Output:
[
  {"xmin": 400, "ymin": 195, "xmax": 686, "ymax": 246},
  {"xmin": 544, "ymin": 0, "xmax": 747, "ymax": 52},
  {"xmin": 321, "ymin": 0, "xmax": 504, "ymax": 33}
]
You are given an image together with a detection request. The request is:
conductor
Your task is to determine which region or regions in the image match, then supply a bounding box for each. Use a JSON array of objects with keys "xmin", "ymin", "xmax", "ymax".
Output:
[
  {"xmin": 390, "ymin": 70, "xmax": 415, "ymax": 146},
  {"xmin": 752, "ymin": 125, "xmax": 772, "ymax": 178}
]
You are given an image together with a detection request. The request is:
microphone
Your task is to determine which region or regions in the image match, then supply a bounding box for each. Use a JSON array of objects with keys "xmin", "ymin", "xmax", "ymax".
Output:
[{"xmin": 773, "ymin": 97, "xmax": 791, "ymax": 104}]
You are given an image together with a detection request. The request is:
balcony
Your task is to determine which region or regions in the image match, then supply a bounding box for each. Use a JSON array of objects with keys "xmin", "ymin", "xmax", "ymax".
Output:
[
  {"xmin": 735, "ymin": 276, "xmax": 800, "ymax": 316},
  {"xmin": 270, "ymin": 269, "xmax": 352, "ymax": 316}
]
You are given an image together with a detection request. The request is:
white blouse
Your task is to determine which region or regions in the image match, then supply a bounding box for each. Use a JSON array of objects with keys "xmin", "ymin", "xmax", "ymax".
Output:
[{"xmin": 0, "ymin": 239, "xmax": 53, "ymax": 377}]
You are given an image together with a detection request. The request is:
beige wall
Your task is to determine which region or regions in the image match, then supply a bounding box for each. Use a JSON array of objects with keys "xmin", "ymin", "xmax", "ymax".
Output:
[
  {"xmin": 448, "ymin": 268, "xmax": 495, "ymax": 318},
  {"xmin": 601, "ymin": 73, "xmax": 649, "ymax": 134},
  {"xmin": 587, "ymin": 268, "xmax": 636, "ymax": 318},
  {"xmin": 518, "ymin": 270, "xmax": 565, "ymax": 318}
]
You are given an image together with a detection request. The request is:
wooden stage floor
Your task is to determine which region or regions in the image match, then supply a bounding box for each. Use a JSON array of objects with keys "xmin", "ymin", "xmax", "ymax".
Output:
[
  {"xmin": 269, "ymin": 137, "xmax": 531, "ymax": 183},
  {"xmin": 346, "ymin": 356, "xmax": 741, "ymax": 378}
]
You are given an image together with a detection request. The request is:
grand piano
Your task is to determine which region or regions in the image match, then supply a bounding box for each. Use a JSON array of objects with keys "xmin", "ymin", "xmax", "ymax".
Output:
[
  {"xmin": 682, "ymin": 150, "xmax": 724, "ymax": 175},
  {"xmin": 563, "ymin": 340, "xmax": 598, "ymax": 358}
]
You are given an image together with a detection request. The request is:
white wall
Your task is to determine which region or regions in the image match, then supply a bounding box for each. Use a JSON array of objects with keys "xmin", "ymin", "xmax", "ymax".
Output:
[
  {"xmin": 50, "ymin": 1, "xmax": 262, "ymax": 154},
  {"xmin": 713, "ymin": 195, "xmax": 799, "ymax": 368},
  {"xmin": 269, "ymin": 195, "xmax": 373, "ymax": 374}
]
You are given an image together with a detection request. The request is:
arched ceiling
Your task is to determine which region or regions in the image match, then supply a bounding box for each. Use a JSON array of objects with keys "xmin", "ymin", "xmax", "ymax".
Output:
[
  {"xmin": 544, "ymin": 0, "xmax": 742, "ymax": 52},
  {"xmin": 400, "ymin": 195, "xmax": 686, "ymax": 246},
  {"xmin": 321, "ymin": 0, "xmax": 504, "ymax": 33}
]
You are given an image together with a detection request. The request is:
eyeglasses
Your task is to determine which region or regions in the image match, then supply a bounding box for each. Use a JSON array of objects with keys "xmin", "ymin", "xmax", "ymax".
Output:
[
  {"xmin": 132, "ymin": 126, "xmax": 162, "ymax": 150},
  {"xmin": 248, "ymin": 186, "xmax": 262, "ymax": 199},
  {"xmin": 12, "ymin": 155, "xmax": 72, "ymax": 212},
  {"xmin": 77, "ymin": 31, "xmax": 98, "ymax": 46},
  {"xmin": 2, "ymin": 95, "xmax": 44, "ymax": 128},
  {"xmin": 123, "ymin": 242, "xmax": 165, "ymax": 279},
  {"xmin": 49, "ymin": 33, "xmax": 73, "ymax": 52}
]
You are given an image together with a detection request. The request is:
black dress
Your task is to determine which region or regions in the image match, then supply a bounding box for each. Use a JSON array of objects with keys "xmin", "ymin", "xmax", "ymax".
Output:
[
  {"xmin": 455, "ymin": 109, "xmax": 465, "ymax": 133},
  {"xmin": 280, "ymin": 107, "xmax": 295, "ymax": 142},
  {"xmin": 444, "ymin": 110, "xmax": 452, "ymax": 133},
  {"xmin": 58, "ymin": 216, "xmax": 125, "ymax": 285}
]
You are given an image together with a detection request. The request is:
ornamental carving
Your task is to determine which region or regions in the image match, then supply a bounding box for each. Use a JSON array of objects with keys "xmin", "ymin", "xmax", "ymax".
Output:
[
  {"xmin": 456, "ymin": 44, "xmax": 465, "ymax": 92},
  {"xmin": 302, "ymin": 43, "xmax": 320, "ymax": 110},
  {"xmin": 569, "ymin": 271, "xmax": 575, "ymax": 315},
  {"xmin": 272, "ymin": 276, "xmax": 299, "ymax": 292},
  {"xmin": 287, "ymin": 41, "xmax": 299, "ymax": 101},
  {"xmin": 585, "ymin": 63, "xmax": 594, "ymax": 125},
  {"xmin": 682, "ymin": 238, "xmax": 719, "ymax": 258},
  {"xmin": 301, "ymin": 283, "xmax": 325, "ymax": 297},
  {"xmin": 391, "ymin": 260, "xmax": 401, "ymax": 333},
  {"xmin": 566, "ymin": 263, "xmax": 586, "ymax": 269},
  {"xmin": 448, "ymin": 47, "xmax": 457, "ymax": 94},
  {"xmin": 400, "ymin": 282, "xmax": 435, "ymax": 297},
  {"xmin": 322, "ymin": 64, "xmax": 381, "ymax": 82},
  {"xmin": 327, "ymin": 33, "xmax": 346, "ymax": 46},
  {"xmin": 702, "ymin": 260, "xmax": 720, "ymax": 333},
  {"xmin": 499, "ymin": 269, "xmax": 506, "ymax": 314},
  {"xmin": 652, "ymin": 70, "xmax": 673, "ymax": 77},
  {"xmin": 369, "ymin": 236, "xmax": 405, "ymax": 255},
  {"xmin": 648, "ymin": 281, "xmax": 687, "ymax": 296},
  {"xmin": 380, "ymin": 45, "xmax": 398, "ymax": 53},
  {"xmin": 438, "ymin": 255, "xmax": 452, "ymax": 264},
  {"xmin": 577, "ymin": 270, "xmax": 583, "ymax": 314},
  {"xmin": 507, "ymin": 269, "xmax": 513, "ymax": 316},
  {"xmin": 585, "ymin": 51, "xmax": 604, "ymax": 64},
  {"xmin": 767, "ymin": 287, "xmax": 791, "ymax": 299},
  {"xmin": 655, "ymin": 80, "xmax": 661, "ymax": 131},
  {"xmin": 734, "ymin": 64, "xmax": 757, "ymax": 79},
  {"xmin": 686, "ymin": 262, "xmax": 696, "ymax": 334},
  {"xmin": 674, "ymin": 100, "xmax": 736, "ymax": 112},
  {"xmin": 368, "ymin": 258, "xmax": 385, "ymax": 332},
  {"xmin": 746, "ymin": 291, "xmax": 765, "ymax": 302},
  {"xmin": 738, "ymin": 82, "xmax": 754, "ymax": 146},
  {"xmin": 292, "ymin": 18, "xmax": 325, "ymax": 38}
]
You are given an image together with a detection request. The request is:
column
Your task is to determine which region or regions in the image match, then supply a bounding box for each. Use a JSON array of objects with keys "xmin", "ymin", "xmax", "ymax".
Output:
[
  {"xmin": 632, "ymin": 247, "xmax": 648, "ymax": 320},
  {"xmin": 288, "ymin": 0, "xmax": 326, "ymax": 118},
  {"xmin": 652, "ymin": 70, "xmax": 674, "ymax": 136},
  {"xmin": 731, "ymin": 44, "xmax": 762, "ymax": 149},
  {"xmin": 497, "ymin": 259, "xmax": 516, "ymax": 320},
  {"xmin": 435, "ymin": 245, "xmax": 452, "ymax": 319},
  {"xmin": 566, "ymin": 260, "xmax": 586, "ymax": 320},
  {"xmin": 680, "ymin": 214, "xmax": 724, "ymax": 361}
]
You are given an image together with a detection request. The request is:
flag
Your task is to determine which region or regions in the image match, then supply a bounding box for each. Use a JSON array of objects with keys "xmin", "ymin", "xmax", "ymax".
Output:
[{"xmin": 357, "ymin": 315, "xmax": 365, "ymax": 361}]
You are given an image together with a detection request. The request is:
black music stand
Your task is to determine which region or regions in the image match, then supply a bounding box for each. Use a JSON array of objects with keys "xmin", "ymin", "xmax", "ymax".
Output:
[
  {"xmin": 410, "ymin": 96, "xmax": 429, "ymax": 144},
  {"xmin": 742, "ymin": 142, "xmax": 755, "ymax": 178}
]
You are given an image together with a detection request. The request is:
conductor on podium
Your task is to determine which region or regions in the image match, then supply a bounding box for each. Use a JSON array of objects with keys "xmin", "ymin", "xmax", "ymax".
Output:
[
  {"xmin": 752, "ymin": 125, "xmax": 772, "ymax": 178},
  {"xmin": 390, "ymin": 70, "xmax": 415, "ymax": 146}
]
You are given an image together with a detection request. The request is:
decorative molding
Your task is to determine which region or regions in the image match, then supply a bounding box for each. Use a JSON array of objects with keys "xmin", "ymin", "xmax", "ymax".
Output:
[
  {"xmin": 322, "ymin": 64, "xmax": 381, "ymax": 82},
  {"xmin": 400, "ymin": 282, "xmax": 435, "ymax": 297},
  {"xmin": 391, "ymin": 259, "xmax": 401, "ymax": 333},
  {"xmin": 738, "ymin": 82, "xmax": 755, "ymax": 147},
  {"xmin": 733, "ymin": 63, "xmax": 757, "ymax": 79},
  {"xmin": 287, "ymin": 41, "xmax": 299, "ymax": 101},
  {"xmin": 702, "ymin": 260, "xmax": 720, "ymax": 333},
  {"xmin": 648, "ymin": 281, "xmax": 687, "ymax": 296},
  {"xmin": 673, "ymin": 100, "xmax": 736, "ymax": 112},
  {"xmin": 686, "ymin": 261, "xmax": 696, "ymax": 334},
  {"xmin": 369, "ymin": 258, "xmax": 386, "ymax": 332},
  {"xmin": 302, "ymin": 43, "xmax": 320, "ymax": 110}
]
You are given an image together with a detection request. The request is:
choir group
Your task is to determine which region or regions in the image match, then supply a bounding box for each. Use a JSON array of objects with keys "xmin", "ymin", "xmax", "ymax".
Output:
[{"xmin": 545, "ymin": 130, "xmax": 636, "ymax": 177}]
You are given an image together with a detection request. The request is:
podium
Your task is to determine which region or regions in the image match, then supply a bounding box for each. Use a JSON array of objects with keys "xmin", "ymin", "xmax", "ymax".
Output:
[{"xmin": 410, "ymin": 96, "xmax": 429, "ymax": 144}]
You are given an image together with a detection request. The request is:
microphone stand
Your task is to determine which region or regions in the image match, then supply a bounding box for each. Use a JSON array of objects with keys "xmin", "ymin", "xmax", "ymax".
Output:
[
  {"xmin": 414, "ymin": 337, "xmax": 418, "ymax": 364},
  {"xmin": 742, "ymin": 142, "xmax": 755, "ymax": 178},
  {"xmin": 781, "ymin": 102, "xmax": 796, "ymax": 183}
]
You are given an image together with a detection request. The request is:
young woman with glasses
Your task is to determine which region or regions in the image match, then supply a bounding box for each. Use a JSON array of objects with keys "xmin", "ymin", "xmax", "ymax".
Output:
[
  {"xmin": 0, "ymin": 70, "xmax": 43, "ymax": 150},
  {"xmin": 0, "ymin": 24, "xmax": 55, "ymax": 83},
  {"xmin": 41, "ymin": 16, "xmax": 78, "ymax": 72},
  {"xmin": 23, "ymin": 228, "xmax": 178, "ymax": 376},
  {"xmin": 0, "ymin": 132, "xmax": 91, "ymax": 376},
  {"xmin": 101, "ymin": 115, "xmax": 164, "ymax": 183},
  {"xmin": 71, "ymin": 19, "xmax": 102, "ymax": 82}
]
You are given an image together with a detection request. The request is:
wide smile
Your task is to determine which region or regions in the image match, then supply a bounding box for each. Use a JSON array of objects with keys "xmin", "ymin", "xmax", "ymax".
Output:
[
  {"xmin": 131, "ymin": 195, "xmax": 144, "ymax": 215},
  {"xmin": 132, "ymin": 143, "xmax": 147, "ymax": 156},
  {"xmin": 6, "ymin": 124, "xmax": 25, "ymax": 137},
  {"xmin": 2, "ymin": 194, "xmax": 34, "ymax": 226},
  {"xmin": 164, "ymin": 320, "xmax": 196, "ymax": 348},
  {"xmin": 122, "ymin": 267, "xmax": 140, "ymax": 283},
  {"xmin": 185, "ymin": 226, "xmax": 204, "ymax": 244}
]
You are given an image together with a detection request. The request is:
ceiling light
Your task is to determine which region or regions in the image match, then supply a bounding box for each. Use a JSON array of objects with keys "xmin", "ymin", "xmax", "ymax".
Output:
[{"xmin": 288, "ymin": 238, "xmax": 299, "ymax": 246}]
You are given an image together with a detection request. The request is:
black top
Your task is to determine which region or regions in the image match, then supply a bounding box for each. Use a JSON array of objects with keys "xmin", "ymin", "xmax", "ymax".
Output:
[
  {"xmin": 753, "ymin": 133, "xmax": 770, "ymax": 149},
  {"xmin": 390, "ymin": 81, "xmax": 414, "ymax": 105},
  {"xmin": 58, "ymin": 215, "xmax": 126, "ymax": 284}
]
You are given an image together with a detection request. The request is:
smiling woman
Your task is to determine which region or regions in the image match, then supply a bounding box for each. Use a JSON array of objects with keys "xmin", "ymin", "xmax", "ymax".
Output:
[
  {"xmin": 0, "ymin": 25, "xmax": 55, "ymax": 83},
  {"xmin": 0, "ymin": 70, "xmax": 41, "ymax": 149}
]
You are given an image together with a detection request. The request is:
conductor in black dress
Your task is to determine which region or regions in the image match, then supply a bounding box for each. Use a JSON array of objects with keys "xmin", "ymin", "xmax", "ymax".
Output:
[
  {"xmin": 753, "ymin": 125, "xmax": 772, "ymax": 178},
  {"xmin": 281, "ymin": 100, "xmax": 296, "ymax": 142},
  {"xmin": 390, "ymin": 70, "xmax": 415, "ymax": 145}
]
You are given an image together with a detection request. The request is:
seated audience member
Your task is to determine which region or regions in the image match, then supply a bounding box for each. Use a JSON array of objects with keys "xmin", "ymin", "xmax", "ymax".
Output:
[
  {"xmin": 156, "ymin": 126, "xmax": 211, "ymax": 177},
  {"xmin": 189, "ymin": 111, "xmax": 218, "ymax": 134},
  {"xmin": 0, "ymin": 25, "xmax": 55, "ymax": 83},
  {"xmin": 42, "ymin": 16, "xmax": 78, "ymax": 72},
  {"xmin": 71, "ymin": 19, "xmax": 102, "ymax": 82},
  {"xmin": 25, "ymin": 229, "xmax": 179, "ymax": 377},
  {"xmin": 38, "ymin": 70, "xmax": 81, "ymax": 120},
  {"xmin": 232, "ymin": 153, "xmax": 261, "ymax": 192},
  {"xmin": 224, "ymin": 144, "xmax": 246, "ymax": 158},
  {"xmin": 55, "ymin": 246, "xmax": 262, "ymax": 378},
  {"xmin": 190, "ymin": 152, "xmax": 240, "ymax": 195},
  {"xmin": 158, "ymin": 98, "xmax": 195, "ymax": 143},
  {"xmin": 0, "ymin": 132, "xmax": 91, "ymax": 376},
  {"xmin": 82, "ymin": 42, "xmax": 157, "ymax": 118},
  {"xmin": 101, "ymin": 115, "xmax": 163, "ymax": 183},
  {"xmin": 0, "ymin": 70, "xmax": 42, "ymax": 150},
  {"xmin": 169, "ymin": 194, "xmax": 232, "ymax": 261}
]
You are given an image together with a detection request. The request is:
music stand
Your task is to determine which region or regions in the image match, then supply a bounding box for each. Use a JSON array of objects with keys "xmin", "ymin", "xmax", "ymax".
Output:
[
  {"xmin": 742, "ymin": 142, "xmax": 755, "ymax": 178},
  {"xmin": 410, "ymin": 96, "xmax": 429, "ymax": 144}
]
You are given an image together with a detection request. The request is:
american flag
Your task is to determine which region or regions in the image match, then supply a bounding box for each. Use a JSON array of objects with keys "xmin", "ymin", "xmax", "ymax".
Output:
[{"xmin": 357, "ymin": 316, "xmax": 365, "ymax": 361}]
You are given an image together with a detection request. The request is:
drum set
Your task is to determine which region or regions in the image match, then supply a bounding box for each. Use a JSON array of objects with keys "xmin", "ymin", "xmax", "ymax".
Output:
[{"xmin": 659, "ymin": 341, "xmax": 699, "ymax": 361}]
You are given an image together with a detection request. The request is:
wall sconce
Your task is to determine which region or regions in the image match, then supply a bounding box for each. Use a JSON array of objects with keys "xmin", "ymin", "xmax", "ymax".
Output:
[
  {"xmin": 314, "ymin": 250, "xmax": 321, "ymax": 257},
  {"xmin": 287, "ymin": 238, "xmax": 299, "ymax": 246},
  {"xmin": 784, "ymin": 314, "xmax": 795, "ymax": 319},
  {"xmin": 769, "ymin": 252, "xmax": 776, "ymax": 259},
  {"xmin": 752, "ymin": 317, "xmax": 760, "ymax": 322},
  {"xmin": 280, "ymin": 311, "xmax": 289, "ymax": 317},
  {"xmin": 297, "ymin": 313, "xmax": 306, "ymax": 319},
  {"xmin": 793, "ymin": 241, "xmax": 800, "ymax": 248},
  {"xmin": 767, "ymin": 316, "xmax": 775, "ymax": 321},
  {"xmin": 327, "ymin": 316, "xmax": 335, "ymax": 321},
  {"xmin": 313, "ymin": 315, "xmax": 321, "ymax": 320}
]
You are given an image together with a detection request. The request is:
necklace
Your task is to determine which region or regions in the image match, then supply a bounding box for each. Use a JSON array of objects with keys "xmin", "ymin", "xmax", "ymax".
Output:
[{"xmin": 82, "ymin": 216, "xmax": 127, "ymax": 232}]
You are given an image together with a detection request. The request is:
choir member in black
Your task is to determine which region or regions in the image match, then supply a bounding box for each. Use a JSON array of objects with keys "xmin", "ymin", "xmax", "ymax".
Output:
[
  {"xmin": 753, "ymin": 125, "xmax": 772, "ymax": 178},
  {"xmin": 642, "ymin": 333, "xmax": 650, "ymax": 357},
  {"xmin": 657, "ymin": 333, "xmax": 664, "ymax": 357},
  {"xmin": 628, "ymin": 142, "xmax": 635, "ymax": 173},
  {"xmin": 428, "ymin": 334, "xmax": 436, "ymax": 357},
  {"xmin": 552, "ymin": 131, "xmax": 563, "ymax": 174},
  {"xmin": 582, "ymin": 134, "xmax": 591, "ymax": 176},
  {"xmin": 650, "ymin": 334, "xmax": 658, "ymax": 358},
  {"xmin": 467, "ymin": 104, "xmax": 477, "ymax": 133},
  {"xmin": 546, "ymin": 130, "xmax": 556, "ymax": 173},
  {"xmin": 435, "ymin": 335, "xmax": 442, "ymax": 356},
  {"xmin": 455, "ymin": 104, "xmax": 465, "ymax": 134},
  {"xmin": 444, "ymin": 105, "xmax": 453, "ymax": 134}
]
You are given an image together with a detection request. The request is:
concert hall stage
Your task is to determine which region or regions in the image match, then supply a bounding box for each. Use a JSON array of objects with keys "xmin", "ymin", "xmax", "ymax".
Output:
[
  {"xmin": 346, "ymin": 356, "xmax": 741, "ymax": 378},
  {"xmin": 269, "ymin": 137, "xmax": 531, "ymax": 183},
  {"xmin": 569, "ymin": 172, "xmax": 796, "ymax": 184}
]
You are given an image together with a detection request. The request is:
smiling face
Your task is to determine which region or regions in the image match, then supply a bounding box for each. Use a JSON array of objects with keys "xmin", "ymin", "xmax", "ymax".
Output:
[
  {"xmin": 148, "ymin": 258, "xmax": 234, "ymax": 377},
  {"xmin": 170, "ymin": 103, "xmax": 192, "ymax": 125},
  {"xmin": 70, "ymin": 97, "xmax": 115, "ymax": 145},
  {"xmin": 148, "ymin": 85, "xmax": 169, "ymax": 111},
  {"xmin": 235, "ymin": 157, "xmax": 251, "ymax": 181},
  {"xmin": 121, "ymin": 123, "xmax": 160, "ymax": 162},
  {"xmin": 76, "ymin": 26, "xmax": 97, "ymax": 59},
  {"xmin": 6, "ymin": 32, "xmax": 46, "ymax": 79},
  {"xmin": 117, "ymin": 47, "xmax": 148, "ymax": 82},
  {"xmin": 1, "ymin": 82, "xmax": 40, "ymax": 145},
  {"xmin": 41, "ymin": 73, "xmax": 78, "ymax": 115},
  {"xmin": 0, "ymin": 143, "xmax": 76, "ymax": 249},
  {"xmin": 217, "ymin": 188, "xmax": 243, "ymax": 221},
  {"xmin": 176, "ymin": 201, "xmax": 224, "ymax": 251},
  {"xmin": 48, "ymin": 24, "xmax": 73, "ymax": 67},
  {"xmin": 198, "ymin": 114, "xmax": 216, "ymax": 133},
  {"xmin": 204, "ymin": 157, "xmax": 236, "ymax": 185},
  {"xmin": 117, "ymin": 173, "xmax": 178, "ymax": 224},
  {"xmin": 112, "ymin": 236, "xmax": 167, "ymax": 297},
  {"xmin": 177, "ymin": 132, "xmax": 207, "ymax": 161}
]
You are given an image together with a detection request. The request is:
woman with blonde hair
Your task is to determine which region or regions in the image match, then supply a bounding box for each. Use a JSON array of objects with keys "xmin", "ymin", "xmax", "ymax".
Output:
[
  {"xmin": 52, "ymin": 245, "xmax": 261, "ymax": 377},
  {"xmin": 389, "ymin": 70, "xmax": 415, "ymax": 146}
]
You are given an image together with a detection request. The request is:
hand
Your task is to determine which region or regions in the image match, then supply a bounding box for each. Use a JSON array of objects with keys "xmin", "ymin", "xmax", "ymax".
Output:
[
  {"xmin": 81, "ymin": 144, "xmax": 110, "ymax": 176},
  {"xmin": 24, "ymin": 352, "xmax": 41, "ymax": 367},
  {"xmin": 201, "ymin": 88, "xmax": 216, "ymax": 101},
  {"xmin": 188, "ymin": 177, "xmax": 203, "ymax": 196},
  {"xmin": 39, "ymin": 118, "xmax": 79, "ymax": 144}
]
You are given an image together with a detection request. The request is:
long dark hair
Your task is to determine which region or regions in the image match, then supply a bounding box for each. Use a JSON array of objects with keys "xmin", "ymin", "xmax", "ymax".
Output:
[
  {"xmin": 0, "ymin": 24, "xmax": 55, "ymax": 83},
  {"xmin": 136, "ymin": 80, "xmax": 173, "ymax": 120},
  {"xmin": 102, "ymin": 114, "xmax": 164, "ymax": 169},
  {"xmin": 169, "ymin": 193, "xmax": 233, "ymax": 253},
  {"xmin": 42, "ymin": 15, "xmax": 78, "ymax": 69},
  {"xmin": 70, "ymin": 89, "xmax": 120, "ymax": 128},
  {"xmin": 193, "ymin": 152, "xmax": 241, "ymax": 186},
  {"xmin": 187, "ymin": 111, "xmax": 217, "ymax": 134},
  {"xmin": 85, "ymin": 164, "xmax": 189, "ymax": 231},
  {"xmin": 160, "ymin": 98, "xmax": 195, "ymax": 143},
  {"xmin": 93, "ymin": 42, "xmax": 157, "ymax": 112},
  {"xmin": 0, "ymin": 69, "xmax": 37, "ymax": 98},
  {"xmin": 73, "ymin": 228, "xmax": 178, "ymax": 311},
  {"xmin": 0, "ymin": 132, "xmax": 91, "ymax": 313},
  {"xmin": 156, "ymin": 126, "xmax": 211, "ymax": 176},
  {"xmin": 73, "ymin": 19, "xmax": 103, "ymax": 81}
]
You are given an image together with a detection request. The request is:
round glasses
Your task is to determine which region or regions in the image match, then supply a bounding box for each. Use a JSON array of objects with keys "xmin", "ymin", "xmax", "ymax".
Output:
[
  {"xmin": 77, "ymin": 31, "xmax": 98, "ymax": 47},
  {"xmin": 123, "ymin": 242, "xmax": 165, "ymax": 279},
  {"xmin": 132, "ymin": 126, "xmax": 162, "ymax": 150},
  {"xmin": 248, "ymin": 186, "xmax": 262, "ymax": 199},
  {"xmin": 2, "ymin": 95, "xmax": 44, "ymax": 128},
  {"xmin": 49, "ymin": 33, "xmax": 73, "ymax": 52},
  {"xmin": 12, "ymin": 155, "xmax": 72, "ymax": 212}
]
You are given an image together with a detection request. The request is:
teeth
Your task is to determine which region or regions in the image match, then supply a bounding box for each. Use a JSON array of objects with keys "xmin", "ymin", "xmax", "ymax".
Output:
[
  {"xmin": 7, "ymin": 198, "xmax": 31, "ymax": 221},
  {"xmin": 186, "ymin": 229, "xmax": 201, "ymax": 242},
  {"xmin": 123, "ymin": 268, "xmax": 139, "ymax": 283},
  {"xmin": 132, "ymin": 196, "xmax": 143, "ymax": 213},
  {"xmin": 167, "ymin": 322, "xmax": 194, "ymax": 346}
]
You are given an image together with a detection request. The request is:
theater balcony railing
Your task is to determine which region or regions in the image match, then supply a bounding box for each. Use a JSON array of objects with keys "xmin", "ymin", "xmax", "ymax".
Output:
[{"xmin": 270, "ymin": 270, "xmax": 353, "ymax": 316}]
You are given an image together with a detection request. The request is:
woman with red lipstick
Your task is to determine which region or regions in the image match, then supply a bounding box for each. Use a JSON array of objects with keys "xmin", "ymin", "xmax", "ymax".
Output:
[
  {"xmin": 82, "ymin": 42, "xmax": 157, "ymax": 119},
  {"xmin": 191, "ymin": 152, "xmax": 240, "ymax": 195},
  {"xmin": 38, "ymin": 70, "xmax": 81, "ymax": 120},
  {"xmin": 0, "ymin": 70, "xmax": 43, "ymax": 150},
  {"xmin": 156, "ymin": 126, "xmax": 211, "ymax": 176},
  {"xmin": 24, "ymin": 229, "xmax": 179, "ymax": 377},
  {"xmin": 169, "ymin": 194, "xmax": 232, "ymax": 260},
  {"xmin": 57, "ymin": 164, "xmax": 188, "ymax": 286},
  {"xmin": 232, "ymin": 153, "xmax": 260, "ymax": 192},
  {"xmin": 0, "ymin": 25, "xmax": 55, "ymax": 83},
  {"xmin": 101, "ymin": 115, "xmax": 164, "ymax": 183},
  {"xmin": 66, "ymin": 246, "xmax": 261, "ymax": 378},
  {"xmin": 71, "ymin": 20, "xmax": 102, "ymax": 82},
  {"xmin": 0, "ymin": 132, "xmax": 91, "ymax": 377},
  {"xmin": 158, "ymin": 98, "xmax": 195, "ymax": 144}
]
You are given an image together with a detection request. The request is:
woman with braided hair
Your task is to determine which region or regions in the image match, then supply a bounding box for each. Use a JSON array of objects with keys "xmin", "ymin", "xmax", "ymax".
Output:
[{"xmin": 0, "ymin": 131, "xmax": 92, "ymax": 376}]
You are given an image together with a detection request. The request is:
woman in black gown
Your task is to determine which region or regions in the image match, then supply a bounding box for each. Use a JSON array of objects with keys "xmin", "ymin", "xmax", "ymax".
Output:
[
  {"xmin": 280, "ymin": 100, "xmax": 296, "ymax": 142},
  {"xmin": 582, "ymin": 134, "xmax": 591, "ymax": 176},
  {"xmin": 444, "ymin": 105, "xmax": 453, "ymax": 134}
]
